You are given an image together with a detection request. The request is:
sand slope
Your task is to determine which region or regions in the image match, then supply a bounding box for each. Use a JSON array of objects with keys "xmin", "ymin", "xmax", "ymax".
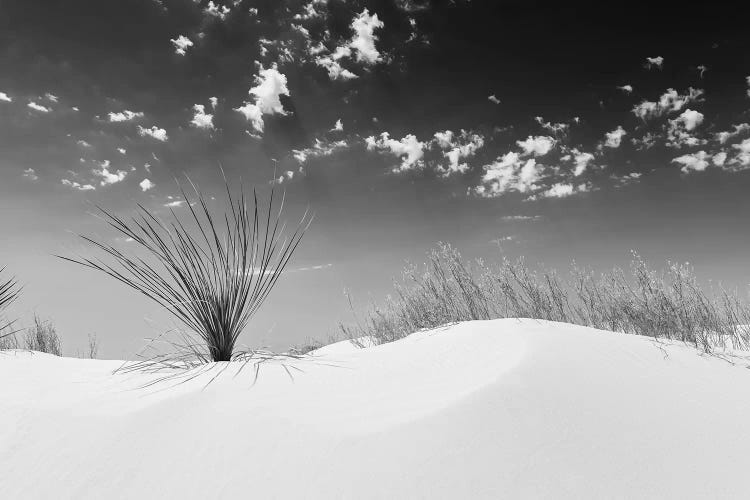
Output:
[{"xmin": 2, "ymin": 319, "xmax": 750, "ymax": 499}]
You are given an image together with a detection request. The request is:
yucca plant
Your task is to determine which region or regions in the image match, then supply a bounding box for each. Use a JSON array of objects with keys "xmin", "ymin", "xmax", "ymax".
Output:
[
  {"xmin": 0, "ymin": 269, "xmax": 20, "ymax": 340},
  {"xmin": 60, "ymin": 180, "xmax": 311, "ymax": 362}
]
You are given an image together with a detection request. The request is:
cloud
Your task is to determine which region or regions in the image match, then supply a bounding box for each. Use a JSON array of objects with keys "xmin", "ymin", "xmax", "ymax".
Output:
[
  {"xmin": 349, "ymin": 9, "xmax": 384, "ymax": 64},
  {"xmin": 164, "ymin": 200, "xmax": 185, "ymax": 208},
  {"xmin": 292, "ymin": 138, "xmax": 348, "ymax": 163},
  {"xmin": 697, "ymin": 65, "xmax": 708, "ymax": 78},
  {"xmin": 23, "ymin": 168, "xmax": 38, "ymax": 181},
  {"xmin": 76, "ymin": 140, "xmax": 92, "ymax": 148},
  {"xmin": 533, "ymin": 182, "xmax": 589, "ymax": 199},
  {"xmin": 666, "ymin": 109, "xmax": 705, "ymax": 148},
  {"xmin": 366, "ymin": 132, "xmax": 425, "ymax": 172},
  {"xmin": 475, "ymin": 152, "xmax": 545, "ymax": 197},
  {"xmin": 732, "ymin": 138, "xmax": 750, "ymax": 167},
  {"xmin": 108, "ymin": 110, "xmax": 144, "ymax": 122},
  {"xmin": 433, "ymin": 130, "xmax": 485, "ymax": 176},
  {"xmin": 632, "ymin": 88, "xmax": 703, "ymax": 120},
  {"xmin": 170, "ymin": 35, "xmax": 194, "ymax": 56},
  {"xmin": 190, "ymin": 104, "xmax": 214, "ymax": 130},
  {"xmin": 27, "ymin": 101, "xmax": 50, "ymax": 113},
  {"xmin": 137, "ymin": 125, "xmax": 169, "ymax": 142},
  {"xmin": 294, "ymin": 0, "xmax": 327, "ymax": 20},
  {"xmin": 617, "ymin": 84, "xmax": 633, "ymax": 94},
  {"xmin": 139, "ymin": 179, "xmax": 155, "ymax": 192},
  {"xmin": 712, "ymin": 152, "xmax": 727, "ymax": 167},
  {"xmin": 603, "ymin": 126, "xmax": 627, "ymax": 148},
  {"xmin": 44, "ymin": 93, "xmax": 58, "ymax": 102},
  {"xmin": 209, "ymin": 96, "xmax": 218, "ymax": 110},
  {"xmin": 331, "ymin": 119, "xmax": 343, "ymax": 132},
  {"xmin": 516, "ymin": 135, "xmax": 555, "ymax": 156},
  {"xmin": 0, "ymin": 92, "xmax": 11, "ymax": 102},
  {"xmin": 715, "ymin": 123, "xmax": 750, "ymax": 144},
  {"xmin": 117, "ymin": 148, "xmax": 127, "ymax": 155},
  {"xmin": 204, "ymin": 1, "xmax": 230, "ymax": 20},
  {"xmin": 488, "ymin": 94, "xmax": 500, "ymax": 104},
  {"xmin": 535, "ymin": 116, "xmax": 569, "ymax": 135},
  {"xmin": 234, "ymin": 64, "xmax": 289, "ymax": 133},
  {"xmin": 314, "ymin": 56, "xmax": 359, "ymax": 80},
  {"xmin": 671, "ymin": 109, "xmax": 704, "ymax": 131},
  {"xmin": 93, "ymin": 160, "xmax": 127, "ymax": 185},
  {"xmin": 644, "ymin": 56, "xmax": 664, "ymax": 69},
  {"xmin": 62, "ymin": 179, "xmax": 95, "ymax": 191},
  {"xmin": 672, "ymin": 151, "xmax": 710, "ymax": 173},
  {"xmin": 571, "ymin": 150, "xmax": 595, "ymax": 176}
]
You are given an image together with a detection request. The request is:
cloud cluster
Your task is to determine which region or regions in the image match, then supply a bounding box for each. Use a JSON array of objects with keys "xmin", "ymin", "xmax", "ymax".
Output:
[
  {"xmin": 137, "ymin": 125, "xmax": 169, "ymax": 142},
  {"xmin": 366, "ymin": 132, "xmax": 425, "ymax": 172},
  {"xmin": 170, "ymin": 35, "xmax": 194, "ymax": 56},
  {"xmin": 108, "ymin": 110, "xmax": 144, "ymax": 122},
  {"xmin": 632, "ymin": 88, "xmax": 703, "ymax": 120},
  {"xmin": 190, "ymin": 104, "xmax": 214, "ymax": 130},
  {"xmin": 312, "ymin": 9, "xmax": 384, "ymax": 80},
  {"xmin": 235, "ymin": 64, "xmax": 289, "ymax": 133}
]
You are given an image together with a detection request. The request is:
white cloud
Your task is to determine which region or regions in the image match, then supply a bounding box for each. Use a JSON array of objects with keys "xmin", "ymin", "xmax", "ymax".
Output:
[
  {"xmin": 314, "ymin": 55, "xmax": 359, "ymax": 80},
  {"xmin": 93, "ymin": 160, "xmax": 128, "ymax": 185},
  {"xmin": 349, "ymin": 9, "xmax": 384, "ymax": 64},
  {"xmin": 534, "ymin": 182, "xmax": 589, "ymax": 199},
  {"xmin": 716, "ymin": 123, "xmax": 750, "ymax": 144},
  {"xmin": 117, "ymin": 148, "xmax": 127, "ymax": 155},
  {"xmin": 476, "ymin": 153, "xmax": 546, "ymax": 197},
  {"xmin": 672, "ymin": 151, "xmax": 710, "ymax": 173},
  {"xmin": 617, "ymin": 84, "xmax": 633, "ymax": 94},
  {"xmin": 76, "ymin": 140, "xmax": 92, "ymax": 148},
  {"xmin": 292, "ymin": 138, "xmax": 348, "ymax": 163},
  {"xmin": 645, "ymin": 56, "xmax": 664, "ymax": 69},
  {"xmin": 0, "ymin": 92, "xmax": 11, "ymax": 102},
  {"xmin": 604, "ymin": 126, "xmax": 627, "ymax": 148},
  {"xmin": 27, "ymin": 101, "xmax": 50, "ymax": 113},
  {"xmin": 632, "ymin": 88, "xmax": 703, "ymax": 120},
  {"xmin": 331, "ymin": 119, "xmax": 343, "ymax": 132},
  {"xmin": 137, "ymin": 125, "xmax": 169, "ymax": 142},
  {"xmin": 23, "ymin": 168, "xmax": 38, "ymax": 181},
  {"xmin": 204, "ymin": 1, "xmax": 230, "ymax": 20},
  {"xmin": 488, "ymin": 94, "xmax": 500, "ymax": 104},
  {"xmin": 170, "ymin": 35, "xmax": 194, "ymax": 56},
  {"xmin": 164, "ymin": 200, "xmax": 185, "ymax": 208},
  {"xmin": 366, "ymin": 132, "xmax": 425, "ymax": 172},
  {"xmin": 209, "ymin": 96, "xmax": 218, "ymax": 110},
  {"xmin": 516, "ymin": 135, "xmax": 555, "ymax": 156},
  {"xmin": 62, "ymin": 179, "xmax": 95, "ymax": 191},
  {"xmin": 672, "ymin": 109, "xmax": 704, "ymax": 131},
  {"xmin": 732, "ymin": 138, "xmax": 750, "ymax": 167},
  {"xmin": 140, "ymin": 179, "xmax": 155, "ymax": 192},
  {"xmin": 108, "ymin": 110, "xmax": 144, "ymax": 122},
  {"xmin": 571, "ymin": 150, "xmax": 595, "ymax": 176},
  {"xmin": 234, "ymin": 64, "xmax": 289, "ymax": 133},
  {"xmin": 712, "ymin": 152, "xmax": 727, "ymax": 167},
  {"xmin": 433, "ymin": 130, "xmax": 485, "ymax": 176},
  {"xmin": 535, "ymin": 116, "xmax": 569, "ymax": 135},
  {"xmin": 190, "ymin": 104, "xmax": 214, "ymax": 130},
  {"xmin": 294, "ymin": 0, "xmax": 327, "ymax": 20},
  {"xmin": 697, "ymin": 65, "xmax": 707, "ymax": 78},
  {"xmin": 45, "ymin": 93, "xmax": 58, "ymax": 102}
]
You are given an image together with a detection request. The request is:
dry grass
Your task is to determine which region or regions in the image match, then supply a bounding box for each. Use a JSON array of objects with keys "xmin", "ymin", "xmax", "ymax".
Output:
[
  {"xmin": 22, "ymin": 316, "xmax": 62, "ymax": 356},
  {"xmin": 340, "ymin": 243, "xmax": 750, "ymax": 351},
  {"xmin": 0, "ymin": 269, "xmax": 20, "ymax": 347}
]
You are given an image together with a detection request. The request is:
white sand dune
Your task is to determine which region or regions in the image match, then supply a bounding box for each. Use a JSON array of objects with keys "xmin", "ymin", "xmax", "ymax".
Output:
[{"xmin": 2, "ymin": 319, "xmax": 750, "ymax": 499}]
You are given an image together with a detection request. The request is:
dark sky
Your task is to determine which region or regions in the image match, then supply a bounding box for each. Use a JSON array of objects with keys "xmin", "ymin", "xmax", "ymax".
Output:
[{"xmin": 2, "ymin": 0, "xmax": 750, "ymax": 356}]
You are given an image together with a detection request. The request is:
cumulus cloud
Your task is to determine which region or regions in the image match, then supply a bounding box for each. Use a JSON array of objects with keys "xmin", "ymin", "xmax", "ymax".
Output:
[
  {"xmin": 516, "ymin": 136, "xmax": 555, "ymax": 156},
  {"xmin": 93, "ymin": 160, "xmax": 127, "ymax": 185},
  {"xmin": 535, "ymin": 117, "xmax": 569, "ymax": 135},
  {"xmin": 433, "ymin": 130, "xmax": 485, "ymax": 176},
  {"xmin": 117, "ymin": 148, "xmax": 127, "ymax": 155},
  {"xmin": 715, "ymin": 123, "xmax": 750, "ymax": 144},
  {"xmin": 475, "ymin": 152, "xmax": 545, "ymax": 197},
  {"xmin": 571, "ymin": 150, "xmax": 595, "ymax": 176},
  {"xmin": 603, "ymin": 126, "xmax": 627, "ymax": 148},
  {"xmin": 666, "ymin": 109, "xmax": 705, "ymax": 148},
  {"xmin": 0, "ymin": 91, "xmax": 11, "ymax": 102},
  {"xmin": 671, "ymin": 109, "xmax": 704, "ymax": 131},
  {"xmin": 76, "ymin": 140, "xmax": 92, "ymax": 148},
  {"xmin": 732, "ymin": 138, "xmax": 750, "ymax": 167},
  {"xmin": 331, "ymin": 119, "xmax": 343, "ymax": 132},
  {"xmin": 349, "ymin": 9, "xmax": 384, "ymax": 64},
  {"xmin": 294, "ymin": 0, "xmax": 327, "ymax": 20},
  {"xmin": 108, "ymin": 110, "xmax": 144, "ymax": 122},
  {"xmin": 27, "ymin": 101, "xmax": 50, "ymax": 113},
  {"xmin": 234, "ymin": 64, "xmax": 289, "ymax": 133},
  {"xmin": 632, "ymin": 88, "xmax": 703, "ymax": 120},
  {"xmin": 23, "ymin": 168, "xmax": 38, "ymax": 181},
  {"xmin": 190, "ymin": 104, "xmax": 214, "ymax": 130},
  {"xmin": 533, "ymin": 182, "xmax": 589, "ymax": 199},
  {"xmin": 137, "ymin": 125, "xmax": 169, "ymax": 142},
  {"xmin": 697, "ymin": 65, "xmax": 708, "ymax": 78},
  {"xmin": 488, "ymin": 94, "xmax": 501, "ymax": 104},
  {"xmin": 712, "ymin": 152, "xmax": 727, "ymax": 167},
  {"xmin": 139, "ymin": 179, "xmax": 155, "ymax": 192},
  {"xmin": 209, "ymin": 96, "xmax": 218, "ymax": 110},
  {"xmin": 45, "ymin": 93, "xmax": 58, "ymax": 102},
  {"xmin": 314, "ymin": 55, "xmax": 359, "ymax": 80},
  {"xmin": 672, "ymin": 151, "xmax": 710, "ymax": 173},
  {"xmin": 292, "ymin": 138, "xmax": 348, "ymax": 163},
  {"xmin": 644, "ymin": 56, "xmax": 664, "ymax": 69},
  {"xmin": 366, "ymin": 132, "xmax": 425, "ymax": 172},
  {"xmin": 62, "ymin": 179, "xmax": 95, "ymax": 191},
  {"xmin": 170, "ymin": 35, "xmax": 194, "ymax": 56},
  {"xmin": 617, "ymin": 84, "xmax": 633, "ymax": 94},
  {"xmin": 204, "ymin": 1, "xmax": 230, "ymax": 20}
]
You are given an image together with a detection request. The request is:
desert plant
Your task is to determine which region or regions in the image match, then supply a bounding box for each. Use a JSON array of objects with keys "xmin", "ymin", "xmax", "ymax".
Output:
[
  {"xmin": 0, "ymin": 269, "xmax": 20, "ymax": 344},
  {"xmin": 60, "ymin": 179, "xmax": 311, "ymax": 363},
  {"xmin": 23, "ymin": 315, "xmax": 62, "ymax": 356},
  {"xmin": 341, "ymin": 243, "xmax": 750, "ymax": 352}
]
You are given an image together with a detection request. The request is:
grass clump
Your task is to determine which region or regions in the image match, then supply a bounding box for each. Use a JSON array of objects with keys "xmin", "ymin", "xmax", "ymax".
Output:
[
  {"xmin": 23, "ymin": 316, "xmax": 62, "ymax": 356},
  {"xmin": 60, "ymin": 179, "xmax": 311, "ymax": 363},
  {"xmin": 0, "ymin": 269, "xmax": 20, "ymax": 348},
  {"xmin": 341, "ymin": 243, "xmax": 750, "ymax": 352}
]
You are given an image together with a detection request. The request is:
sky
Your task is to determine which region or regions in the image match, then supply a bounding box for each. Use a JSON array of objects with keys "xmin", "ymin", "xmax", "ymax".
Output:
[{"xmin": 2, "ymin": 0, "xmax": 750, "ymax": 357}]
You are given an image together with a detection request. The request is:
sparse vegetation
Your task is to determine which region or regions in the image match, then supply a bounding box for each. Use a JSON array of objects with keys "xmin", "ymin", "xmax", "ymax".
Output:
[
  {"xmin": 60, "ymin": 179, "xmax": 311, "ymax": 363},
  {"xmin": 0, "ymin": 269, "xmax": 20, "ymax": 348},
  {"xmin": 340, "ymin": 243, "xmax": 750, "ymax": 351},
  {"xmin": 22, "ymin": 316, "xmax": 63, "ymax": 356}
]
